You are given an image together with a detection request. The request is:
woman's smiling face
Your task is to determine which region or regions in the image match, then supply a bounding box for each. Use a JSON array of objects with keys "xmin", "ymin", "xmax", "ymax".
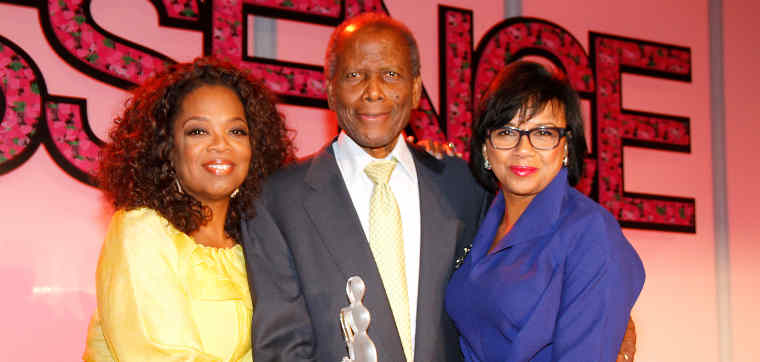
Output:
[
  {"xmin": 484, "ymin": 102, "xmax": 568, "ymax": 204},
  {"xmin": 171, "ymin": 84, "xmax": 252, "ymax": 205}
]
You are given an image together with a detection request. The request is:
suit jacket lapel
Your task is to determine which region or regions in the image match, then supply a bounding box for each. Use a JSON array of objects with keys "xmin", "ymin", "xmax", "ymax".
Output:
[
  {"xmin": 302, "ymin": 147, "xmax": 382, "ymax": 283},
  {"xmin": 301, "ymin": 148, "xmax": 405, "ymax": 358},
  {"xmin": 303, "ymin": 146, "xmax": 460, "ymax": 361},
  {"xmin": 411, "ymin": 148, "xmax": 463, "ymax": 361}
]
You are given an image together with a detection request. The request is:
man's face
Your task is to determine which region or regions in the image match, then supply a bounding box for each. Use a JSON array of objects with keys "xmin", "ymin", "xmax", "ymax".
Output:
[{"xmin": 327, "ymin": 25, "xmax": 422, "ymax": 159}]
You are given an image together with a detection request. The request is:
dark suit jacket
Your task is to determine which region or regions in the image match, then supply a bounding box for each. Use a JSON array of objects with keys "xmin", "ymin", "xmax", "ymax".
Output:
[{"xmin": 241, "ymin": 143, "xmax": 489, "ymax": 362}]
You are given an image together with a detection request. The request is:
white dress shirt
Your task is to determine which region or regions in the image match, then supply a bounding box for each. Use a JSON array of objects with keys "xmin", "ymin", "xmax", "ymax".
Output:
[{"xmin": 332, "ymin": 131, "xmax": 421, "ymax": 350}]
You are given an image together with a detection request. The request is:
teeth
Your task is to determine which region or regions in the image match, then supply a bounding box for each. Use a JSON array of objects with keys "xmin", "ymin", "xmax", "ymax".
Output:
[
  {"xmin": 205, "ymin": 163, "xmax": 232, "ymax": 175},
  {"xmin": 207, "ymin": 164, "xmax": 231, "ymax": 171}
]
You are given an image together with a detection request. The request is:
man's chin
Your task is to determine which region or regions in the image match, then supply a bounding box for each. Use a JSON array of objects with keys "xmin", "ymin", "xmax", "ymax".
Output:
[{"xmin": 355, "ymin": 137, "xmax": 399, "ymax": 158}]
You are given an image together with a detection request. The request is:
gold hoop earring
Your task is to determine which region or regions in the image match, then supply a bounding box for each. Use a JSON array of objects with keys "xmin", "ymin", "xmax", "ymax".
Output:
[
  {"xmin": 230, "ymin": 188, "xmax": 240, "ymax": 198},
  {"xmin": 175, "ymin": 178, "xmax": 184, "ymax": 194}
]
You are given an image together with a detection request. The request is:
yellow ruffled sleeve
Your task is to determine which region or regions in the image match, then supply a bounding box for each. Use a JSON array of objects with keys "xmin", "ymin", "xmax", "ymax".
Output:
[{"xmin": 94, "ymin": 208, "xmax": 221, "ymax": 361}]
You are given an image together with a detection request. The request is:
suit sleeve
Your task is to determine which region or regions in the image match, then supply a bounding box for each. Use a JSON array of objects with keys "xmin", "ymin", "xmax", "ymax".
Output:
[
  {"xmin": 551, "ymin": 212, "xmax": 645, "ymax": 362},
  {"xmin": 242, "ymin": 200, "xmax": 318, "ymax": 362},
  {"xmin": 96, "ymin": 210, "xmax": 221, "ymax": 361}
]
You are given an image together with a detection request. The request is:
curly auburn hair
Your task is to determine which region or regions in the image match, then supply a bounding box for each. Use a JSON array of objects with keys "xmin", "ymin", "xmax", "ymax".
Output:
[{"xmin": 98, "ymin": 57, "xmax": 295, "ymax": 241}]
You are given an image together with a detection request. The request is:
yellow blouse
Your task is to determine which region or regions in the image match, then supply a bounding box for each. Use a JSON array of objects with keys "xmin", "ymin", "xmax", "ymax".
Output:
[{"xmin": 83, "ymin": 208, "xmax": 253, "ymax": 361}]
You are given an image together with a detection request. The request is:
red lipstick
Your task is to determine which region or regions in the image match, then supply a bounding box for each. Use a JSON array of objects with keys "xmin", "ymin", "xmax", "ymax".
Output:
[{"xmin": 510, "ymin": 166, "xmax": 537, "ymax": 177}]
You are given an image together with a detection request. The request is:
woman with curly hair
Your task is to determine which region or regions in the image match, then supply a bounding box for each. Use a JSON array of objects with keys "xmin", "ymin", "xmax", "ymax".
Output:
[{"xmin": 83, "ymin": 57, "xmax": 294, "ymax": 361}]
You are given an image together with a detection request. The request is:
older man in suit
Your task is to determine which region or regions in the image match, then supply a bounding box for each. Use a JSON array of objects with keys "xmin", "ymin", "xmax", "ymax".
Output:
[{"xmin": 241, "ymin": 13, "xmax": 489, "ymax": 362}]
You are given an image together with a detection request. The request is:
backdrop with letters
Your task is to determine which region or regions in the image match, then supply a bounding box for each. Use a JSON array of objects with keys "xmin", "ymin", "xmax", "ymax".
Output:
[{"xmin": 0, "ymin": 0, "xmax": 756, "ymax": 361}]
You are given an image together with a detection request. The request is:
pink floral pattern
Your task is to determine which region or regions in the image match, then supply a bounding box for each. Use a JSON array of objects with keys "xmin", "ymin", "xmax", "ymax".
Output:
[
  {"xmin": 47, "ymin": 0, "xmax": 169, "ymax": 86},
  {"xmin": 245, "ymin": 0, "xmax": 341, "ymax": 17},
  {"xmin": 474, "ymin": 19, "xmax": 594, "ymax": 107},
  {"xmin": 410, "ymin": 96, "xmax": 445, "ymax": 143},
  {"xmin": 464, "ymin": 17, "xmax": 598, "ymax": 196},
  {"xmin": 2, "ymin": 1, "xmax": 697, "ymax": 230},
  {"xmin": 574, "ymin": 158, "xmax": 597, "ymax": 197},
  {"xmin": 212, "ymin": 0, "xmax": 385, "ymax": 102},
  {"xmin": 441, "ymin": 7, "xmax": 473, "ymax": 158},
  {"xmin": 161, "ymin": 0, "xmax": 201, "ymax": 20},
  {"xmin": 212, "ymin": 0, "xmax": 326, "ymax": 100},
  {"xmin": 46, "ymin": 100, "xmax": 101, "ymax": 177},
  {"xmin": 594, "ymin": 34, "xmax": 694, "ymax": 229},
  {"xmin": 344, "ymin": 0, "xmax": 383, "ymax": 18},
  {"xmin": 211, "ymin": 0, "xmax": 442, "ymax": 152},
  {"xmin": 610, "ymin": 196, "xmax": 695, "ymax": 228},
  {"xmin": 0, "ymin": 35, "xmax": 101, "ymax": 184},
  {"xmin": 0, "ymin": 44, "xmax": 41, "ymax": 166}
]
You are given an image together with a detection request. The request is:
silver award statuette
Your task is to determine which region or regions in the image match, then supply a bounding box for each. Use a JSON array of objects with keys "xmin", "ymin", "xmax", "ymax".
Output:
[{"xmin": 339, "ymin": 276, "xmax": 377, "ymax": 362}]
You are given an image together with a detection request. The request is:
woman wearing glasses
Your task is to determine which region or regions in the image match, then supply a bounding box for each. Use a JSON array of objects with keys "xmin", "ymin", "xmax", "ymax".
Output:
[{"xmin": 445, "ymin": 61, "xmax": 645, "ymax": 362}]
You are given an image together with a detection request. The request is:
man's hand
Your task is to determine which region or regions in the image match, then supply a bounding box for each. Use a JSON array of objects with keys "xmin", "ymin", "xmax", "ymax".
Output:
[
  {"xmin": 617, "ymin": 317, "xmax": 637, "ymax": 362},
  {"xmin": 410, "ymin": 136, "xmax": 461, "ymax": 159}
]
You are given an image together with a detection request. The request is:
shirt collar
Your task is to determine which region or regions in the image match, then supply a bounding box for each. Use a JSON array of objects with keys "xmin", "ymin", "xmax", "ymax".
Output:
[
  {"xmin": 478, "ymin": 167, "xmax": 570, "ymax": 256},
  {"xmin": 333, "ymin": 131, "xmax": 417, "ymax": 182}
]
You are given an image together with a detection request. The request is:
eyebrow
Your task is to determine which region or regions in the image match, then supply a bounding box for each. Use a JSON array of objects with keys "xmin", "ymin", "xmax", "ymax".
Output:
[
  {"xmin": 181, "ymin": 116, "xmax": 247, "ymax": 126},
  {"xmin": 529, "ymin": 122, "xmax": 562, "ymax": 127},
  {"xmin": 504, "ymin": 120, "xmax": 560, "ymax": 126}
]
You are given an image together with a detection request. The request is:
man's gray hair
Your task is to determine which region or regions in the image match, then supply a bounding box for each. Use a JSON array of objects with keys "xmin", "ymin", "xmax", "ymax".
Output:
[{"xmin": 324, "ymin": 12, "xmax": 421, "ymax": 80}]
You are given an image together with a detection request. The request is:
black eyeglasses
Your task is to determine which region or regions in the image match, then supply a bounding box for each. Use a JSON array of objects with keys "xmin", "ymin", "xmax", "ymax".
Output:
[{"xmin": 488, "ymin": 126, "xmax": 569, "ymax": 150}]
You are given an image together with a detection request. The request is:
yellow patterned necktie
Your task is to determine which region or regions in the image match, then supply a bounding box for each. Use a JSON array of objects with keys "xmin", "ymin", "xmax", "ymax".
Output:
[{"xmin": 364, "ymin": 159, "xmax": 413, "ymax": 362}]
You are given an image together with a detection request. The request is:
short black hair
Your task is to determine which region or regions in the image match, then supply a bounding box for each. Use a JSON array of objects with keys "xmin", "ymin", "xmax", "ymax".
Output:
[
  {"xmin": 324, "ymin": 12, "xmax": 420, "ymax": 80},
  {"xmin": 470, "ymin": 61, "xmax": 587, "ymax": 191}
]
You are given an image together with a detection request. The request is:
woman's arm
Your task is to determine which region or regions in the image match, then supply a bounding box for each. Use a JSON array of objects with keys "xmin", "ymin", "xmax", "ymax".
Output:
[
  {"xmin": 96, "ymin": 209, "xmax": 221, "ymax": 361},
  {"xmin": 551, "ymin": 212, "xmax": 645, "ymax": 362}
]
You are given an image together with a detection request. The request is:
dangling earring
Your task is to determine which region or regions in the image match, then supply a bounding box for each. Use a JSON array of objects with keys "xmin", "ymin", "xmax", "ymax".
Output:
[
  {"xmin": 175, "ymin": 178, "xmax": 184, "ymax": 194},
  {"xmin": 483, "ymin": 145, "xmax": 491, "ymax": 170},
  {"xmin": 230, "ymin": 188, "xmax": 240, "ymax": 198},
  {"xmin": 563, "ymin": 144, "xmax": 568, "ymax": 167}
]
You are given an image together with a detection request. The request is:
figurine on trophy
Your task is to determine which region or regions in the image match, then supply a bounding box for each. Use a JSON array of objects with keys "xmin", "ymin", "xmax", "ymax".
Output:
[{"xmin": 339, "ymin": 276, "xmax": 377, "ymax": 362}]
